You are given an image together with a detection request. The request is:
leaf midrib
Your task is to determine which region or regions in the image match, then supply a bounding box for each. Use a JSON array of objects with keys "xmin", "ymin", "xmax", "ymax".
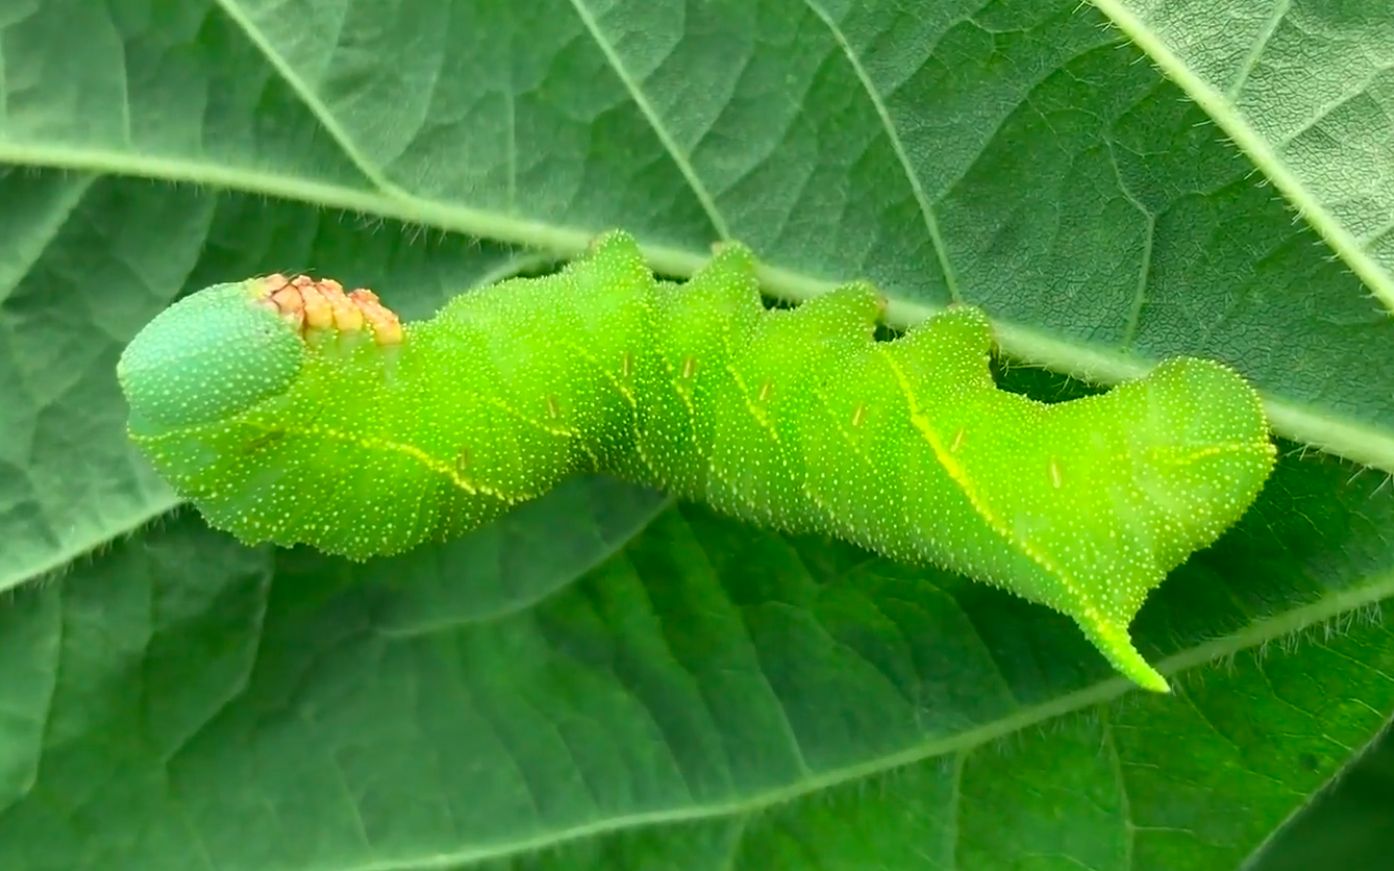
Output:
[
  {"xmin": 21, "ymin": 0, "xmax": 1392, "ymax": 476},
  {"xmin": 1088, "ymin": 0, "xmax": 1394, "ymax": 312},
  {"xmin": 4, "ymin": 139, "xmax": 1390, "ymax": 479}
]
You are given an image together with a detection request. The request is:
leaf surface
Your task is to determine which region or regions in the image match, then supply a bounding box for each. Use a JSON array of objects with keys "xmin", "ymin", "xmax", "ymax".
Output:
[
  {"xmin": 1, "ymin": 457, "xmax": 1393, "ymax": 870},
  {"xmin": 1, "ymin": 1, "xmax": 1392, "ymax": 868}
]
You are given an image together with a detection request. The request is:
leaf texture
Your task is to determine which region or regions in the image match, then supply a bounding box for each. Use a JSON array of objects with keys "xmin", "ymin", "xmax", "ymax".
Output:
[{"xmin": 1, "ymin": 1, "xmax": 1392, "ymax": 868}]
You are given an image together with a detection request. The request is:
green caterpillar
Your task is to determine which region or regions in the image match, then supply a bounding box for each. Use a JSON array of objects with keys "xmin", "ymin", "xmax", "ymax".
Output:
[{"xmin": 117, "ymin": 231, "xmax": 1276, "ymax": 692}]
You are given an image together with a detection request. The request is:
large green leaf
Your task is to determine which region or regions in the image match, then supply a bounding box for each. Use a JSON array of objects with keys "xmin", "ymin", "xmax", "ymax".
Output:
[
  {"xmin": 2, "ymin": 457, "xmax": 1393, "ymax": 870},
  {"xmin": 1, "ymin": 1, "xmax": 1392, "ymax": 868}
]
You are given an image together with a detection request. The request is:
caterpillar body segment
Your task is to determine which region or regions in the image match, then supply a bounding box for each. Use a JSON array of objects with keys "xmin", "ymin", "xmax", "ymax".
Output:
[{"xmin": 117, "ymin": 231, "xmax": 1277, "ymax": 691}]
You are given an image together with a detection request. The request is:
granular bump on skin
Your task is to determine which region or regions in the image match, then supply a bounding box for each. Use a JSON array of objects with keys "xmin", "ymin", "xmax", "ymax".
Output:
[{"xmin": 254, "ymin": 274, "xmax": 403, "ymax": 345}]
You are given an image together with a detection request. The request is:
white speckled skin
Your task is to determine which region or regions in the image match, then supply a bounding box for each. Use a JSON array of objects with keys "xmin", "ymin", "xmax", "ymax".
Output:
[{"xmin": 118, "ymin": 231, "xmax": 1276, "ymax": 691}]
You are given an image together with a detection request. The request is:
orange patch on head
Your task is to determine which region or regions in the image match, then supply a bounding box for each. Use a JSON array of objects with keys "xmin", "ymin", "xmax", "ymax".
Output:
[
  {"xmin": 257, "ymin": 276, "xmax": 305, "ymax": 329},
  {"xmin": 349, "ymin": 288, "xmax": 403, "ymax": 345},
  {"xmin": 329, "ymin": 293, "xmax": 364, "ymax": 331},
  {"xmin": 251, "ymin": 273, "xmax": 403, "ymax": 345},
  {"xmin": 299, "ymin": 285, "xmax": 334, "ymax": 330}
]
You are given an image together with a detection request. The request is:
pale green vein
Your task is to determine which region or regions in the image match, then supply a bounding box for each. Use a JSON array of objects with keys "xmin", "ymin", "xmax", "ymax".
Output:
[
  {"xmin": 326, "ymin": 567, "xmax": 1394, "ymax": 871},
  {"xmin": 1102, "ymin": 137, "xmax": 1156, "ymax": 349},
  {"xmin": 1238, "ymin": 651, "xmax": 1394, "ymax": 869},
  {"xmin": 564, "ymin": 0, "xmax": 732, "ymax": 240},
  {"xmin": 945, "ymin": 750, "xmax": 965, "ymax": 869},
  {"xmin": 715, "ymin": 816, "xmax": 751, "ymax": 871},
  {"xmin": 0, "ymin": 582, "xmax": 60, "ymax": 818},
  {"xmin": 1099, "ymin": 710, "xmax": 1136, "ymax": 869},
  {"xmin": 1089, "ymin": 0, "xmax": 1394, "ymax": 313},
  {"xmin": 2, "ymin": 141, "xmax": 1393, "ymax": 480},
  {"xmin": 0, "ymin": 493, "xmax": 180, "ymax": 597},
  {"xmin": 375, "ymin": 498, "xmax": 674, "ymax": 638},
  {"xmin": 9, "ymin": 2, "xmax": 1390, "ymax": 480},
  {"xmin": 212, "ymin": 0, "xmax": 399, "ymax": 196},
  {"xmin": 0, "ymin": 174, "xmax": 95, "ymax": 303},
  {"xmin": 690, "ymin": 535, "xmax": 816, "ymax": 779},
  {"xmin": 1226, "ymin": 0, "xmax": 1291, "ymax": 100},
  {"xmin": 801, "ymin": 0, "xmax": 963, "ymax": 304}
]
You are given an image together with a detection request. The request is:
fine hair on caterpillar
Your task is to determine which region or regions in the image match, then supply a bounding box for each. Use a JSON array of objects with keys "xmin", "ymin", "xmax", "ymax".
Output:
[{"xmin": 117, "ymin": 230, "xmax": 1277, "ymax": 692}]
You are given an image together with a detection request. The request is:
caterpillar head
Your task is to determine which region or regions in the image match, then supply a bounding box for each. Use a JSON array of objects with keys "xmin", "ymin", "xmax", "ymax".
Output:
[{"xmin": 118, "ymin": 274, "xmax": 400, "ymax": 438}]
